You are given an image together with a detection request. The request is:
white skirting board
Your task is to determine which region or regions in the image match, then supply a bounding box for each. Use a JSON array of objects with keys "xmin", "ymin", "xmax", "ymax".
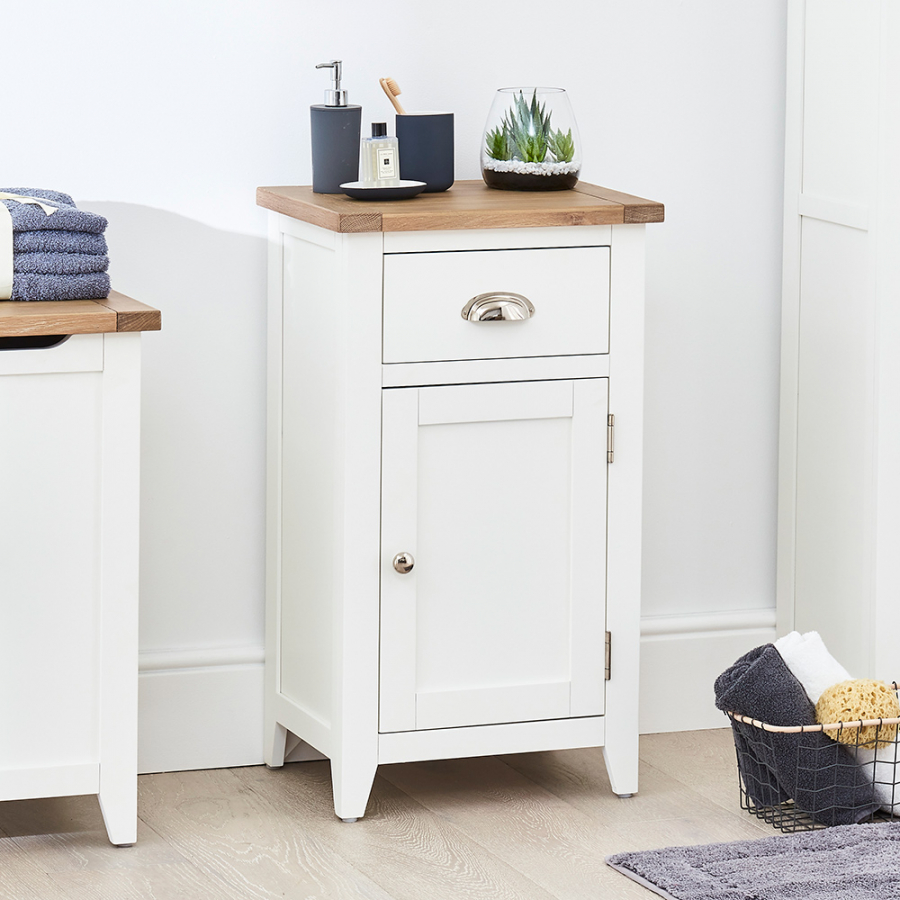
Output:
[
  {"xmin": 638, "ymin": 609, "xmax": 777, "ymax": 734},
  {"xmin": 137, "ymin": 647, "xmax": 265, "ymax": 775},
  {"xmin": 137, "ymin": 614, "xmax": 776, "ymax": 772}
]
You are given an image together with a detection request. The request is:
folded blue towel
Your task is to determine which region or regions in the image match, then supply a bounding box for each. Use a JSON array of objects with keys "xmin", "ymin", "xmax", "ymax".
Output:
[
  {"xmin": 12, "ymin": 230, "xmax": 108, "ymax": 256},
  {"xmin": 715, "ymin": 644, "xmax": 879, "ymax": 826},
  {"xmin": 10, "ymin": 272, "xmax": 111, "ymax": 301},
  {"xmin": 1, "ymin": 187, "xmax": 107, "ymax": 234},
  {"xmin": 14, "ymin": 252, "xmax": 108, "ymax": 276},
  {"xmin": 3, "ymin": 187, "xmax": 75, "ymax": 206}
]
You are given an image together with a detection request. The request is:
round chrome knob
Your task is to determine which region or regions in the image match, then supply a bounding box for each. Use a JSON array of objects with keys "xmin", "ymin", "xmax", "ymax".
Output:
[{"xmin": 392, "ymin": 552, "xmax": 415, "ymax": 574}]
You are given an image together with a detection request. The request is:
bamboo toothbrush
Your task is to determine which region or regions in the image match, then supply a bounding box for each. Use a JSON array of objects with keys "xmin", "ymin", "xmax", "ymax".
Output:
[{"xmin": 379, "ymin": 77, "xmax": 407, "ymax": 115}]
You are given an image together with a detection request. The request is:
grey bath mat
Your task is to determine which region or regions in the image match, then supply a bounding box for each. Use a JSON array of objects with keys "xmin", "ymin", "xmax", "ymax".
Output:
[{"xmin": 606, "ymin": 823, "xmax": 900, "ymax": 899}]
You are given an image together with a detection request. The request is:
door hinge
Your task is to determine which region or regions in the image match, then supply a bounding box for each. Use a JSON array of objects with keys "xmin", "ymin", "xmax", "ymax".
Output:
[
  {"xmin": 605, "ymin": 631, "xmax": 612, "ymax": 680},
  {"xmin": 607, "ymin": 414, "xmax": 615, "ymax": 463}
]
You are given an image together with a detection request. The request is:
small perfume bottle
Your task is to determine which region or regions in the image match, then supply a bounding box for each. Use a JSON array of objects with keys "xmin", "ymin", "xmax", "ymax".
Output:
[{"xmin": 360, "ymin": 123, "xmax": 401, "ymax": 187}]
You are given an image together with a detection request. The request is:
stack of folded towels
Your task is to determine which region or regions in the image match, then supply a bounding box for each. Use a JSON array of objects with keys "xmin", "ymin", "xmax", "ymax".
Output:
[
  {"xmin": 715, "ymin": 632, "xmax": 900, "ymax": 826},
  {"xmin": 1, "ymin": 188, "xmax": 110, "ymax": 301}
]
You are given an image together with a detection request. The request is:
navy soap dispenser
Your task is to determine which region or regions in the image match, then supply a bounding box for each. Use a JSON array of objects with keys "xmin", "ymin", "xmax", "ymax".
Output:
[{"xmin": 310, "ymin": 60, "xmax": 362, "ymax": 194}]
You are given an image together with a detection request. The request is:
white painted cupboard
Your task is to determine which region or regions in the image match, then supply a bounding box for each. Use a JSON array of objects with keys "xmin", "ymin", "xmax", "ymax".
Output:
[
  {"xmin": 777, "ymin": 1, "xmax": 900, "ymax": 680},
  {"xmin": 0, "ymin": 294, "xmax": 161, "ymax": 846},
  {"xmin": 258, "ymin": 182, "xmax": 664, "ymax": 820}
]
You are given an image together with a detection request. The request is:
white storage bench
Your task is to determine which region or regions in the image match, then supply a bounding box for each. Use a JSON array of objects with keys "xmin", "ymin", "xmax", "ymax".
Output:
[{"xmin": 0, "ymin": 293, "xmax": 160, "ymax": 846}]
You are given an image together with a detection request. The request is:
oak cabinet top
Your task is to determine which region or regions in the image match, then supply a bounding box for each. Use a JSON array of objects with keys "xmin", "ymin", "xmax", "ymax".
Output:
[
  {"xmin": 0, "ymin": 291, "xmax": 161, "ymax": 338},
  {"xmin": 256, "ymin": 180, "xmax": 664, "ymax": 234}
]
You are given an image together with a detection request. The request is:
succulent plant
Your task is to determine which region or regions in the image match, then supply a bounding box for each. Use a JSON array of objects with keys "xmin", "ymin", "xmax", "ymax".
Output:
[
  {"xmin": 484, "ymin": 125, "xmax": 511, "ymax": 161},
  {"xmin": 484, "ymin": 89, "xmax": 576, "ymax": 164},
  {"xmin": 548, "ymin": 127, "xmax": 575, "ymax": 163},
  {"xmin": 504, "ymin": 90, "xmax": 552, "ymax": 162}
]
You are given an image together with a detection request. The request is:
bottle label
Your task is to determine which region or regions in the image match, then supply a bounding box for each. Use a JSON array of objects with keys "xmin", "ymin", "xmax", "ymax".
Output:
[{"xmin": 376, "ymin": 147, "xmax": 397, "ymax": 181}]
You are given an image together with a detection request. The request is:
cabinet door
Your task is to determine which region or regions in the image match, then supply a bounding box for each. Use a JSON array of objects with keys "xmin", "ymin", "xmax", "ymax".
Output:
[
  {"xmin": 0, "ymin": 338, "xmax": 104, "ymax": 776},
  {"xmin": 380, "ymin": 379, "xmax": 608, "ymax": 733}
]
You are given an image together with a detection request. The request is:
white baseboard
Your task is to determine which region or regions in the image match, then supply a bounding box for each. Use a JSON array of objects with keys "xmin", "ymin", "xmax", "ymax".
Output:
[
  {"xmin": 137, "ymin": 614, "xmax": 776, "ymax": 772},
  {"xmin": 639, "ymin": 609, "xmax": 777, "ymax": 734},
  {"xmin": 138, "ymin": 646, "xmax": 264, "ymax": 774}
]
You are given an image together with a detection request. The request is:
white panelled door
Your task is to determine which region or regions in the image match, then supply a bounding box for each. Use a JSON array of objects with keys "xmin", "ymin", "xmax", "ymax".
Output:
[{"xmin": 380, "ymin": 378, "xmax": 608, "ymax": 733}]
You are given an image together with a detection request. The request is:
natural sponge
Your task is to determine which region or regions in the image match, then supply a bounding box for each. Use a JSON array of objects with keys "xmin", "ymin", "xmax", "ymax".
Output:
[{"xmin": 815, "ymin": 679, "xmax": 900, "ymax": 748}]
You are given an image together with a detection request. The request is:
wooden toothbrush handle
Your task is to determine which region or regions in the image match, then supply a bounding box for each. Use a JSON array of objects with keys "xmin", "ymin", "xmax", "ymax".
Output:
[{"xmin": 379, "ymin": 78, "xmax": 406, "ymax": 115}]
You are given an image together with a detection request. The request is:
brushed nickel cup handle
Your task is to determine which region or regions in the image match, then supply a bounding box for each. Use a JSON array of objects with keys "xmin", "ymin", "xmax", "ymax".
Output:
[
  {"xmin": 461, "ymin": 292, "xmax": 535, "ymax": 322},
  {"xmin": 392, "ymin": 552, "xmax": 415, "ymax": 574}
]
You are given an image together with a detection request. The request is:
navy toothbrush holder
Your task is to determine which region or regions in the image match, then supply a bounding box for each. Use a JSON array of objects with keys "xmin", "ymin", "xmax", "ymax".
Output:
[{"xmin": 395, "ymin": 112, "xmax": 455, "ymax": 192}]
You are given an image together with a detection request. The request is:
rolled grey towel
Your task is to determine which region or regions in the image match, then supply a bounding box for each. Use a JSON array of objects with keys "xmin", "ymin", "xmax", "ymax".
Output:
[
  {"xmin": 14, "ymin": 252, "xmax": 108, "ymax": 276},
  {"xmin": 715, "ymin": 643, "xmax": 879, "ymax": 826},
  {"xmin": 13, "ymin": 230, "xmax": 108, "ymax": 256},
  {"xmin": 10, "ymin": 272, "xmax": 110, "ymax": 301},
  {"xmin": 1, "ymin": 187, "xmax": 107, "ymax": 234}
]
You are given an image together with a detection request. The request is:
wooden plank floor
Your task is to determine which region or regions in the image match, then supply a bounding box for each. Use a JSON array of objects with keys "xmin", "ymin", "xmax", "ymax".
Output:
[{"xmin": 0, "ymin": 729, "xmax": 774, "ymax": 899}]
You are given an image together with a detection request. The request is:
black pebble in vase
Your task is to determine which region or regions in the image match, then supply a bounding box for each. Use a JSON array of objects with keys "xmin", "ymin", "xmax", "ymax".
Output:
[{"xmin": 310, "ymin": 104, "xmax": 362, "ymax": 194}]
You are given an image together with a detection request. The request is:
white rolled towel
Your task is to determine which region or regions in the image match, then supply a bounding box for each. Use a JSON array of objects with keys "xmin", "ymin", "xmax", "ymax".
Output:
[
  {"xmin": 776, "ymin": 630, "xmax": 900, "ymax": 815},
  {"xmin": 855, "ymin": 746, "xmax": 900, "ymax": 815},
  {"xmin": 773, "ymin": 630, "xmax": 852, "ymax": 704}
]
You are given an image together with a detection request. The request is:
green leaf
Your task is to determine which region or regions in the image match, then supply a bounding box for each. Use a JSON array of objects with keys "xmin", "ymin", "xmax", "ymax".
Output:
[
  {"xmin": 484, "ymin": 125, "xmax": 511, "ymax": 160},
  {"xmin": 548, "ymin": 128, "xmax": 575, "ymax": 163}
]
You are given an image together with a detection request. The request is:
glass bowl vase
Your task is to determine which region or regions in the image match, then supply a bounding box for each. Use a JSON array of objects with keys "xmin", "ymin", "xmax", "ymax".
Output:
[{"xmin": 481, "ymin": 87, "xmax": 582, "ymax": 191}]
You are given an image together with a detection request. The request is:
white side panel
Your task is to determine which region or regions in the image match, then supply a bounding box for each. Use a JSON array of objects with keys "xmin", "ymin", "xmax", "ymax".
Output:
[
  {"xmin": 278, "ymin": 234, "xmax": 339, "ymax": 724},
  {"xmin": 603, "ymin": 224, "xmax": 645, "ymax": 795},
  {"xmin": 264, "ymin": 214, "xmax": 287, "ymax": 768},
  {"xmin": 794, "ymin": 218, "xmax": 873, "ymax": 676},
  {"xmin": 872, "ymin": 0, "xmax": 900, "ymax": 682},
  {"xmin": 97, "ymin": 332, "xmax": 141, "ymax": 846},
  {"xmin": 781, "ymin": 0, "xmax": 900, "ymax": 685},
  {"xmin": 801, "ymin": 0, "xmax": 878, "ymax": 206},
  {"xmin": 776, "ymin": 0, "xmax": 808, "ymax": 638},
  {"xmin": 328, "ymin": 231, "xmax": 384, "ymax": 820}
]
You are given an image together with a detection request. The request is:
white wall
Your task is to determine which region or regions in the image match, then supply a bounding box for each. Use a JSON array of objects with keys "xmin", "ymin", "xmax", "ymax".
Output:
[{"xmin": 3, "ymin": 0, "xmax": 787, "ymax": 767}]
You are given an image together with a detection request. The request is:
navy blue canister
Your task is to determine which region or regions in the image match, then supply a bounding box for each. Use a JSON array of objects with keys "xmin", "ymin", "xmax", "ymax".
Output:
[{"xmin": 396, "ymin": 112, "xmax": 454, "ymax": 192}]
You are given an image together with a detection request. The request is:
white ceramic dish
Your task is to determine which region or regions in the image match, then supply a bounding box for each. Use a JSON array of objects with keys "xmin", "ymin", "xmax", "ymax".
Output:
[{"xmin": 340, "ymin": 180, "xmax": 426, "ymax": 201}]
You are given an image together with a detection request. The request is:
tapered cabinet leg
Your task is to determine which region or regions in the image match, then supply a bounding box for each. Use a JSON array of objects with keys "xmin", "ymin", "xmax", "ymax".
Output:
[
  {"xmin": 330, "ymin": 751, "xmax": 378, "ymax": 822},
  {"xmin": 98, "ymin": 776, "xmax": 137, "ymax": 847},
  {"xmin": 602, "ymin": 730, "xmax": 640, "ymax": 797},
  {"xmin": 98, "ymin": 333, "xmax": 141, "ymax": 848},
  {"xmin": 265, "ymin": 720, "xmax": 288, "ymax": 768}
]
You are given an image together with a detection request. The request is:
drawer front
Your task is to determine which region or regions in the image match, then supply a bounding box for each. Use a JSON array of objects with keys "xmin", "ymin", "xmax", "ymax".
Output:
[
  {"xmin": 0, "ymin": 333, "xmax": 104, "ymax": 376},
  {"xmin": 383, "ymin": 246, "xmax": 610, "ymax": 364}
]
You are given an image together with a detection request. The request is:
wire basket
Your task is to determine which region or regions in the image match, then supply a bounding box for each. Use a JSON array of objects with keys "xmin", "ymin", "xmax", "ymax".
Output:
[{"xmin": 726, "ymin": 683, "xmax": 900, "ymax": 832}]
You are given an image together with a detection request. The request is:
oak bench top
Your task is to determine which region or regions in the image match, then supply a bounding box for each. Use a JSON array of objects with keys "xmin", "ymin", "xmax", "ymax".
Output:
[
  {"xmin": 0, "ymin": 291, "xmax": 161, "ymax": 338},
  {"xmin": 256, "ymin": 180, "xmax": 664, "ymax": 234}
]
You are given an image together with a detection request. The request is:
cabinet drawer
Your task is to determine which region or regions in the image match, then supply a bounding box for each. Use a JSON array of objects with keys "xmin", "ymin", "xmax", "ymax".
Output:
[
  {"xmin": 0, "ymin": 333, "xmax": 103, "ymax": 376},
  {"xmin": 383, "ymin": 246, "xmax": 610, "ymax": 364}
]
